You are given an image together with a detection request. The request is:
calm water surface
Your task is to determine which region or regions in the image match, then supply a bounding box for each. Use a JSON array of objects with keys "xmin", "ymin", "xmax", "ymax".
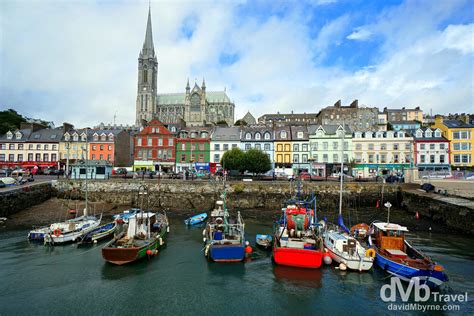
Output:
[{"xmin": 0, "ymin": 218, "xmax": 473, "ymax": 315}]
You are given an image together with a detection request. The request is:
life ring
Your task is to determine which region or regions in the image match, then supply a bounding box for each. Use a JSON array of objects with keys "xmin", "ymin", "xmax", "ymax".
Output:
[
  {"xmin": 53, "ymin": 228, "xmax": 62, "ymax": 237},
  {"xmin": 365, "ymin": 248, "xmax": 376, "ymax": 258},
  {"xmin": 215, "ymin": 217, "xmax": 223, "ymax": 225}
]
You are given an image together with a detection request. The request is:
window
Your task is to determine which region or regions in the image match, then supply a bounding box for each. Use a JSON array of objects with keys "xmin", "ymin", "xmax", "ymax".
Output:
[
  {"xmin": 284, "ymin": 154, "xmax": 290, "ymax": 162},
  {"xmin": 430, "ymin": 155, "xmax": 435, "ymax": 163},
  {"xmin": 311, "ymin": 143, "xmax": 318, "ymax": 151},
  {"xmin": 198, "ymin": 154, "xmax": 204, "ymax": 162},
  {"xmin": 27, "ymin": 144, "xmax": 33, "ymax": 150},
  {"xmin": 394, "ymin": 154, "xmax": 399, "ymax": 163},
  {"xmin": 99, "ymin": 154, "xmax": 103, "ymax": 160},
  {"xmin": 302, "ymin": 144, "xmax": 308, "ymax": 151},
  {"xmin": 277, "ymin": 154, "xmax": 283, "ymax": 162},
  {"xmin": 429, "ymin": 144, "xmax": 435, "ymax": 150},
  {"xmin": 92, "ymin": 145, "xmax": 97, "ymax": 151},
  {"xmin": 158, "ymin": 138, "xmax": 163, "ymax": 146},
  {"xmin": 323, "ymin": 154, "xmax": 328, "ymax": 162},
  {"xmin": 280, "ymin": 131, "xmax": 287, "ymax": 139},
  {"xmin": 333, "ymin": 154, "xmax": 338, "ymax": 162},
  {"xmin": 255, "ymin": 144, "xmax": 261, "ymax": 150},
  {"xmin": 181, "ymin": 143, "xmax": 186, "ymax": 150},
  {"xmin": 293, "ymin": 154, "xmax": 299, "ymax": 163},
  {"xmin": 214, "ymin": 144, "xmax": 220, "ymax": 151},
  {"xmin": 440, "ymin": 155, "xmax": 445, "ymax": 163},
  {"xmin": 224, "ymin": 144, "xmax": 229, "ymax": 151},
  {"xmin": 381, "ymin": 154, "xmax": 386, "ymax": 163},
  {"xmin": 108, "ymin": 145, "xmax": 112, "ymax": 150},
  {"xmin": 93, "ymin": 134, "xmax": 99, "ymax": 141},
  {"xmin": 9, "ymin": 144, "xmax": 14, "ymax": 150},
  {"xmin": 284, "ymin": 144, "xmax": 290, "ymax": 151},
  {"xmin": 368, "ymin": 154, "xmax": 374, "ymax": 163},
  {"xmin": 8, "ymin": 154, "xmax": 14, "ymax": 161},
  {"xmin": 333, "ymin": 142, "xmax": 338, "ymax": 150},
  {"xmin": 368, "ymin": 144, "xmax": 374, "ymax": 150},
  {"xmin": 28, "ymin": 153, "xmax": 33, "ymax": 161},
  {"xmin": 35, "ymin": 153, "xmax": 41, "ymax": 161},
  {"xmin": 191, "ymin": 144, "xmax": 196, "ymax": 151},
  {"xmin": 100, "ymin": 145, "xmax": 104, "ymax": 150},
  {"xmin": 264, "ymin": 132, "xmax": 271, "ymax": 140},
  {"xmin": 344, "ymin": 141, "xmax": 349, "ymax": 150},
  {"xmin": 381, "ymin": 143, "xmax": 386, "ymax": 150},
  {"xmin": 92, "ymin": 154, "xmax": 96, "ymax": 160},
  {"xmin": 313, "ymin": 154, "xmax": 318, "ymax": 162},
  {"xmin": 420, "ymin": 144, "xmax": 425, "ymax": 150},
  {"xmin": 343, "ymin": 154, "xmax": 348, "ymax": 163},
  {"xmin": 393, "ymin": 143, "xmax": 399, "ymax": 150},
  {"xmin": 293, "ymin": 144, "xmax": 299, "ymax": 152},
  {"xmin": 462, "ymin": 154, "xmax": 471, "ymax": 163},
  {"xmin": 355, "ymin": 144, "xmax": 362, "ymax": 150},
  {"xmin": 17, "ymin": 144, "xmax": 24, "ymax": 150},
  {"xmin": 245, "ymin": 144, "xmax": 251, "ymax": 150},
  {"xmin": 181, "ymin": 154, "xmax": 186, "ymax": 162},
  {"xmin": 137, "ymin": 138, "xmax": 142, "ymax": 146},
  {"xmin": 245, "ymin": 133, "xmax": 251, "ymax": 140},
  {"xmin": 439, "ymin": 144, "xmax": 445, "ymax": 150},
  {"xmin": 323, "ymin": 142, "xmax": 328, "ymax": 150},
  {"xmin": 17, "ymin": 154, "xmax": 23, "ymax": 162},
  {"xmin": 199, "ymin": 144, "xmax": 204, "ymax": 151},
  {"xmin": 214, "ymin": 154, "xmax": 220, "ymax": 162},
  {"xmin": 255, "ymin": 133, "xmax": 261, "ymax": 140},
  {"xmin": 0, "ymin": 154, "xmax": 5, "ymax": 161},
  {"xmin": 297, "ymin": 131, "xmax": 303, "ymax": 139},
  {"xmin": 232, "ymin": 144, "xmax": 237, "ymax": 148},
  {"xmin": 43, "ymin": 154, "xmax": 49, "ymax": 162}
]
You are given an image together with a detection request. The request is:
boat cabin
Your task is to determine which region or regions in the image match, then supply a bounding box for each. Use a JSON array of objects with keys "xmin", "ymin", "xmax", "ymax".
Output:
[
  {"xmin": 372, "ymin": 222, "xmax": 409, "ymax": 258},
  {"xmin": 206, "ymin": 201, "xmax": 244, "ymax": 244},
  {"xmin": 127, "ymin": 212, "xmax": 156, "ymax": 239},
  {"xmin": 325, "ymin": 231, "xmax": 357, "ymax": 256}
]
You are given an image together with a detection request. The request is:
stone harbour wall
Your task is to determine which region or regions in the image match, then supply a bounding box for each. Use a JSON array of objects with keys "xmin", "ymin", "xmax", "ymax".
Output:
[{"xmin": 0, "ymin": 183, "xmax": 53, "ymax": 217}]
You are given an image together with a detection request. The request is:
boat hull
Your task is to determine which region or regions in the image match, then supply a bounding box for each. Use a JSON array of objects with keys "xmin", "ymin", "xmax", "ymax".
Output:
[
  {"xmin": 81, "ymin": 222, "xmax": 116, "ymax": 244},
  {"xmin": 374, "ymin": 252, "xmax": 447, "ymax": 287},
  {"xmin": 273, "ymin": 246, "xmax": 323, "ymax": 269},
  {"xmin": 102, "ymin": 232, "xmax": 168, "ymax": 265},
  {"xmin": 208, "ymin": 244, "xmax": 245, "ymax": 262},
  {"xmin": 325, "ymin": 247, "xmax": 373, "ymax": 271}
]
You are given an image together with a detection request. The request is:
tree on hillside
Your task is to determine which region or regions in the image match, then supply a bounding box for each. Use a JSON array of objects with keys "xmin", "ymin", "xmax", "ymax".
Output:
[
  {"xmin": 234, "ymin": 119, "xmax": 248, "ymax": 126},
  {"xmin": 221, "ymin": 147, "xmax": 245, "ymax": 172},
  {"xmin": 215, "ymin": 120, "xmax": 228, "ymax": 127},
  {"xmin": 0, "ymin": 109, "xmax": 27, "ymax": 134},
  {"xmin": 243, "ymin": 148, "xmax": 272, "ymax": 175}
]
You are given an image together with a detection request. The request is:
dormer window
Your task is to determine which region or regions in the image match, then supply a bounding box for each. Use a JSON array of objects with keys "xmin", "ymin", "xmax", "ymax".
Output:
[
  {"xmin": 264, "ymin": 132, "xmax": 271, "ymax": 140},
  {"xmin": 376, "ymin": 132, "xmax": 383, "ymax": 138},
  {"xmin": 100, "ymin": 134, "xmax": 107, "ymax": 141},
  {"xmin": 64, "ymin": 134, "xmax": 70, "ymax": 141},
  {"xmin": 73, "ymin": 134, "xmax": 79, "ymax": 141},
  {"xmin": 171, "ymin": 127, "xmax": 176, "ymax": 133},
  {"xmin": 297, "ymin": 131, "xmax": 303, "ymax": 139},
  {"xmin": 6, "ymin": 131, "xmax": 13, "ymax": 140},
  {"xmin": 190, "ymin": 132, "xmax": 197, "ymax": 138},
  {"xmin": 200, "ymin": 132, "xmax": 208, "ymax": 138},
  {"xmin": 280, "ymin": 131, "xmax": 287, "ymax": 139},
  {"xmin": 108, "ymin": 134, "xmax": 114, "ymax": 141},
  {"xmin": 425, "ymin": 130, "xmax": 432, "ymax": 138},
  {"xmin": 245, "ymin": 132, "xmax": 251, "ymax": 140},
  {"xmin": 434, "ymin": 130, "xmax": 441, "ymax": 138},
  {"xmin": 397, "ymin": 132, "xmax": 404, "ymax": 138},
  {"xmin": 365, "ymin": 132, "xmax": 372, "ymax": 138},
  {"xmin": 416, "ymin": 130, "xmax": 422, "ymax": 138},
  {"xmin": 255, "ymin": 133, "xmax": 261, "ymax": 140},
  {"xmin": 386, "ymin": 131, "xmax": 394, "ymax": 138},
  {"xmin": 81, "ymin": 134, "xmax": 87, "ymax": 141},
  {"xmin": 354, "ymin": 132, "xmax": 362, "ymax": 138},
  {"xmin": 93, "ymin": 133, "xmax": 99, "ymax": 141},
  {"xmin": 15, "ymin": 132, "xmax": 22, "ymax": 140}
]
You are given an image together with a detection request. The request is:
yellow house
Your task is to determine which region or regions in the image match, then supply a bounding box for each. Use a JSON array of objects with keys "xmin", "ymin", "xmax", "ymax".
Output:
[
  {"xmin": 432, "ymin": 117, "xmax": 474, "ymax": 168},
  {"xmin": 274, "ymin": 126, "xmax": 292, "ymax": 168},
  {"xmin": 59, "ymin": 129, "xmax": 90, "ymax": 161}
]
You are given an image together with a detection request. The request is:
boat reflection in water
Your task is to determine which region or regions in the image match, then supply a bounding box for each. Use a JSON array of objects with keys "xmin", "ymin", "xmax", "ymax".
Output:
[{"xmin": 273, "ymin": 265, "xmax": 323, "ymax": 289}]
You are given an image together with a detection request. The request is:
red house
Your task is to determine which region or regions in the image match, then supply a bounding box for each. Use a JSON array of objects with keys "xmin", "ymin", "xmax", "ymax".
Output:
[{"xmin": 134, "ymin": 119, "xmax": 176, "ymax": 172}]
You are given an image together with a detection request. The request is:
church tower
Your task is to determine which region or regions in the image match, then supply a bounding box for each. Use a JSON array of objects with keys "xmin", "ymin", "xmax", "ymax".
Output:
[{"xmin": 135, "ymin": 6, "xmax": 158, "ymax": 127}]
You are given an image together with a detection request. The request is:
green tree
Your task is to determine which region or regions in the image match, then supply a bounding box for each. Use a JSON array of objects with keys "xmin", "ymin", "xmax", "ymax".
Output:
[
  {"xmin": 0, "ymin": 109, "xmax": 27, "ymax": 134},
  {"xmin": 221, "ymin": 147, "xmax": 245, "ymax": 172},
  {"xmin": 243, "ymin": 148, "xmax": 272, "ymax": 175},
  {"xmin": 234, "ymin": 119, "xmax": 248, "ymax": 126}
]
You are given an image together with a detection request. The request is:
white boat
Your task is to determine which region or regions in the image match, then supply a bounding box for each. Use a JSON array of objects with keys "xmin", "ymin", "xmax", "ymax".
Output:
[
  {"xmin": 323, "ymin": 121, "xmax": 374, "ymax": 272},
  {"xmin": 43, "ymin": 214, "xmax": 101, "ymax": 245}
]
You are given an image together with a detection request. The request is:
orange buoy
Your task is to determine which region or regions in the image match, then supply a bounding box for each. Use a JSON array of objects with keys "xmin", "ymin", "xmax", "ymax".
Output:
[
  {"xmin": 434, "ymin": 265, "xmax": 444, "ymax": 272},
  {"xmin": 146, "ymin": 250, "xmax": 152, "ymax": 256},
  {"xmin": 415, "ymin": 212, "xmax": 420, "ymax": 220},
  {"xmin": 245, "ymin": 246, "xmax": 253, "ymax": 254}
]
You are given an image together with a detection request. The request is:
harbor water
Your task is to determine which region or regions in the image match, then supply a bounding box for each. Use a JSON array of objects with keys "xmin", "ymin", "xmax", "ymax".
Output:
[{"xmin": 0, "ymin": 218, "xmax": 473, "ymax": 315}]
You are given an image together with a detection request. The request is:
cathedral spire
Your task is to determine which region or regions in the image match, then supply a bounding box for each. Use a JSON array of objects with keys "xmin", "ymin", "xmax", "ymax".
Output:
[{"xmin": 141, "ymin": 5, "xmax": 155, "ymax": 58}]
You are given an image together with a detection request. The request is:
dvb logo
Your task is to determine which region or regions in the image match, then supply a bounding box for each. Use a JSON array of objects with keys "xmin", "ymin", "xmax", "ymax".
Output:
[{"xmin": 380, "ymin": 277, "xmax": 431, "ymax": 302}]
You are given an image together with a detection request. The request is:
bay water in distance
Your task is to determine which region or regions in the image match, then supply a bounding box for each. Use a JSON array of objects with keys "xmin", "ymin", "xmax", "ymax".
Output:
[{"xmin": 0, "ymin": 217, "xmax": 473, "ymax": 315}]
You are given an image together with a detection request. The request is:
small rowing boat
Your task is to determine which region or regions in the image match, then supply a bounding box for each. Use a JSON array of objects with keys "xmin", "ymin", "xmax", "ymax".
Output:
[
  {"xmin": 184, "ymin": 212, "xmax": 208, "ymax": 226},
  {"xmin": 79, "ymin": 221, "xmax": 116, "ymax": 244},
  {"xmin": 256, "ymin": 234, "xmax": 272, "ymax": 249}
]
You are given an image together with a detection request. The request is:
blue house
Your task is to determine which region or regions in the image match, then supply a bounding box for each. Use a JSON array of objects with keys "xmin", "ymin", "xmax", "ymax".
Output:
[
  {"xmin": 390, "ymin": 120, "xmax": 421, "ymax": 131},
  {"xmin": 70, "ymin": 160, "xmax": 112, "ymax": 180}
]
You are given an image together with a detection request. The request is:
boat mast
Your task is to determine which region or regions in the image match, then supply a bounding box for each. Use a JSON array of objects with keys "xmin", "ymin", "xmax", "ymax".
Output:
[
  {"xmin": 338, "ymin": 121, "xmax": 345, "ymax": 217},
  {"xmin": 84, "ymin": 128, "xmax": 88, "ymax": 217}
]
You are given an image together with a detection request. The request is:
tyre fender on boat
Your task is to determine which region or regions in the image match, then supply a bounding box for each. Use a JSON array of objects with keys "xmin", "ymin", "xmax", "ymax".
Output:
[{"xmin": 365, "ymin": 248, "xmax": 376, "ymax": 258}]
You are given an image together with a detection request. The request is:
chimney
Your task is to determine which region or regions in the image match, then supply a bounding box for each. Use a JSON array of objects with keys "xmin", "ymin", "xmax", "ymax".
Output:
[
  {"xmin": 334, "ymin": 100, "xmax": 341, "ymax": 108},
  {"xmin": 350, "ymin": 99, "xmax": 358, "ymax": 108},
  {"xmin": 62, "ymin": 122, "xmax": 74, "ymax": 132}
]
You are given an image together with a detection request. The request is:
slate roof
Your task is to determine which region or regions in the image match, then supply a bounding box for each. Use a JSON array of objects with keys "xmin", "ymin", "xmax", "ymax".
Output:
[
  {"xmin": 290, "ymin": 125, "xmax": 309, "ymax": 140},
  {"xmin": 211, "ymin": 126, "xmax": 241, "ymax": 141},
  {"xmin": 443, "ymin": 120, "xmax": 474, "ymax": 128},
  {"xmin": 241, "ymin": 126, "xmax": 274, "ymax": 141},
  {"xmin": 29, "ymin": 128, "xmax": 63, "ymax": 142},
  {"xmin": 157, "ymin": 91, "xmax": 232, "ymax": 105},
  {"xmin": 411, "ymin": 128, "xmax": 448, "ymax": 141},
  {"xmin": 0, "ymin": 129, "xmax": 32, "ymax": 142},
  {"xmin": 308, "ymin": 124, "xmax": 352, "ymax": 135}
]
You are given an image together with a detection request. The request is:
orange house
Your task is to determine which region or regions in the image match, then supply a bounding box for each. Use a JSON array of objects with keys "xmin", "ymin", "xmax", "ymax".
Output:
[{"xmin": 89, "ymin": 131, "xmax": 116, "ymax": 163}]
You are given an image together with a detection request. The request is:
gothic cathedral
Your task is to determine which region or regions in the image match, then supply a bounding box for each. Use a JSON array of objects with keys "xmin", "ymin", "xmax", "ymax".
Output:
[{"xmin": 135, "ymin": 7, "xmax": 235, "ymax": 127}]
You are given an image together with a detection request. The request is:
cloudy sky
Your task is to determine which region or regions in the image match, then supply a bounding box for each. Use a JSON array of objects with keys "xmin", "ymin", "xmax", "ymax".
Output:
[{"xmin": 1, "ymin": 0, "xmax": 473, "ymax": 127}]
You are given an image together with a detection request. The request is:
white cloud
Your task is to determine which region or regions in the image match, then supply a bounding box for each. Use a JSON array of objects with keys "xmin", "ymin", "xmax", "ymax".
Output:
[{"xmin": 0, "ymin": 0, "xmax": 472, "ymax": 128}]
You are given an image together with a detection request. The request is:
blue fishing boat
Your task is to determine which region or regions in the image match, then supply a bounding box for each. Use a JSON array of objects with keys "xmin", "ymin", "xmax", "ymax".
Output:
[
  {"xmin": 28, "ymin": 226, "xmax": 50, "ymax": 241},
  {"xmin": 255, "ymin": 234, "xmax": 272, "ymax": 249},
  {"xmin": 203, "ymin": 192, "xmax": 246, "ymax": 262},
  {"xmin": 368, "ymin": 221, "xmax": 448, "ymax": 287},
  {"xmin": 79, "ymin": 221, "xmax": 116, "ymax": 244},
  {"xmin": 184, "ymin": 213, "xmax": 208, "ymax": 226},
  {"xmin": 113, "ymin": 208, "xmax": 140, "ymax": 223}
]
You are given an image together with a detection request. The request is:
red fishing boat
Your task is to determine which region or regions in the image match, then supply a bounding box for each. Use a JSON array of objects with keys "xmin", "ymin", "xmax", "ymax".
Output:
[{"xmin": 273, "ymin": 192, "xmax": 324, "ymax": 269}]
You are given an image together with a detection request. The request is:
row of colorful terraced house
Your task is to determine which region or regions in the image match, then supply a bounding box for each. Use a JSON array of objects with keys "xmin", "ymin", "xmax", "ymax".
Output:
[{"xmin": 0, "ymin": 116, "xmax": 473, "ymax": 178}]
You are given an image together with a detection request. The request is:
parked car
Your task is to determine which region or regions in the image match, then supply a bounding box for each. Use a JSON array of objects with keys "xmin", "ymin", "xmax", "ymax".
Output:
[
  {"xmin": 11, "ymin": 169, "xmax": 29, "ymax": 177},
  {"xmin": 0, "ymin": 169, "xmax": 7, "ymax": 177}
]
